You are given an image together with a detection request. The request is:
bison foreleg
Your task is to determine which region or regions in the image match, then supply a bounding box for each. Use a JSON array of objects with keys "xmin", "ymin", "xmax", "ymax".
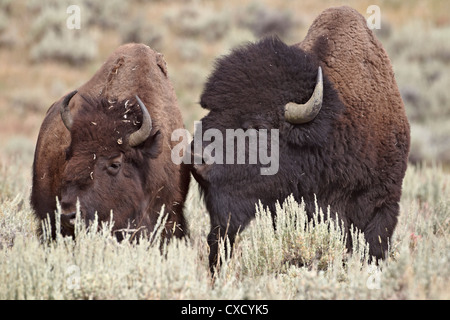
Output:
[
  {"xmin": 363, "ymin": 202, "xmax": 399, "ymax": 261},
  {"xmin": 207, "ymin": 222, "xmax": 238, "ymax": 276}
]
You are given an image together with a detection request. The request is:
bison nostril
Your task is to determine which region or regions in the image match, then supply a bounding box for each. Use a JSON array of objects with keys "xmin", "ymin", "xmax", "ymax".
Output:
[{"xmin": 61, "ymin": 212, "xmax": 76, "ymax": 228}]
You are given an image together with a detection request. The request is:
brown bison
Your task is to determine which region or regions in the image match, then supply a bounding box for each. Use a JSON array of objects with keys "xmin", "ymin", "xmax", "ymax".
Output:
[
  {"xmin": 191, "ymin": 6, "xmax": 410, "ymax": 271},
  {"xmin": 31, "ymin": 43, "xmax": 190, "ymax": 240}
]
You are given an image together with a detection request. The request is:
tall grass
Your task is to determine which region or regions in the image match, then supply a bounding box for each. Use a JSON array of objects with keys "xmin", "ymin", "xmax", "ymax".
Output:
[{"xmin": 0, "ymin": 161, "xmax": 448, "ymax": 299}]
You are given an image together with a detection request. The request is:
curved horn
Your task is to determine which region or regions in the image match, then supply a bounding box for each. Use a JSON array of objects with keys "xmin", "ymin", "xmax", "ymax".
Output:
[
  {"xmin": 284, "ymin": 66, "xmax": 323, "ymax": 124},
  {"xmin": 60, "ymin": 90, "xmax": 78, "ymax": 131},
  {"xmin": 128, "ymin": 95, "xmax": 152, "ymax": 147}
]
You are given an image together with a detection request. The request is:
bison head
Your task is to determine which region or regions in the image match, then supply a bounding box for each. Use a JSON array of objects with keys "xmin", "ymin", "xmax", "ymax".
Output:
[{"xmin": 58, "ymin": 91, "xmax": 162, "ymax": 237}]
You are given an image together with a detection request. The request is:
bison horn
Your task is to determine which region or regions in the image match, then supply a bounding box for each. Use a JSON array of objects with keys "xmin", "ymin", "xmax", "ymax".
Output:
[
  {"xmin": 284, "ymin": 66, "xmax": 323, "ymax": 124},
  {"xmin": 60, "ymin": 90, "xmax": 78, "ymax": 131},
  {"xmin": 128, "ymin": 95, "xmax": 153, "ymax": 147}
]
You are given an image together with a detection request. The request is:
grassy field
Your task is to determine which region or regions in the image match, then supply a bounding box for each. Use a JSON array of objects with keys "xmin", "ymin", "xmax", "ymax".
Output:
[
  {"xmin": 0, "ymin": 161, "xmax": 448, "ymax": 299},
  {"xmin": 0, "ymin": 0, "xmax": 449, "ymax": 300}
]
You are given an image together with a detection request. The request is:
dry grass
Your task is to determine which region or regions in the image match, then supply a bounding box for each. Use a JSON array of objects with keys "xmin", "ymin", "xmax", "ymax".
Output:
[{"xmin": 0, "ymin": 157, "xmax": 448, "ymax": 299}]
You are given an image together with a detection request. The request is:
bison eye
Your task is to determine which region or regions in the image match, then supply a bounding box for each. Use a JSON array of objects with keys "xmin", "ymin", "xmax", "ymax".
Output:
[
  {"xmin": 242, "ymin": 120, "xmax": 267, "ymax": 131},
  {"xmin": 107, "ymin": 162, "xmax": 121, "ymax": 175},
  {"xmin": 105, "ymin": 154, "xmax": 123, "ymax": 175}
]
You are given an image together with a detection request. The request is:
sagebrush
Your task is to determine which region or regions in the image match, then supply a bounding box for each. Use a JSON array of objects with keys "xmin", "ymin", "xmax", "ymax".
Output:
[{"xmin": 0, "ymin": 160, "xmax": 448, "ymax": 299}]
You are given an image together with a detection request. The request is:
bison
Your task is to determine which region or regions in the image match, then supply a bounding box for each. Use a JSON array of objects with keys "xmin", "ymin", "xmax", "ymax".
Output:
[
  {"xmin": 191, "ymin": 6, "xmax": 410, "ymax": 272},
  {"xmin": 31, "ymin": 43, "xmax": 190, "ymax": 240}
]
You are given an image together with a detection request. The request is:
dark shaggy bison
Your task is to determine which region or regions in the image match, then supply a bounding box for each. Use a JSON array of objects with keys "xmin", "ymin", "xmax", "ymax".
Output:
[
  {"xmin": 31, "ymin": 43, "xmax": 190, "ymax": 240},
  {"xmin": 191, "ymin": 6, "xmax": 410, "ymax": 272}
]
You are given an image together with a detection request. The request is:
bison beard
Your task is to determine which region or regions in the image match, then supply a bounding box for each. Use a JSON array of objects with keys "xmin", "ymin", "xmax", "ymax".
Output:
[{"xmin": 192, "ymin": 16, "xmax": 409, "ymax": 273}]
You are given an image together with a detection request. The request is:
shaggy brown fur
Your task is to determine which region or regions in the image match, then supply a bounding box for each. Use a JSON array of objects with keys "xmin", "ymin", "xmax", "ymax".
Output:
[
  {"xmin": 298, "ymin": 6, "xmax": 410, "ymax": 257},
  {"xmin": 31, "ymin": 43, "xmax": 190, "ymax": 239}
]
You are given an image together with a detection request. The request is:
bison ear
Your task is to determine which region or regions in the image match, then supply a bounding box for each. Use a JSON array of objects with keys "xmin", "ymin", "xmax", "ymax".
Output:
[
  {"xmin": 60, "ymin": 90, "xmax": 78, "ymax": 131},
  {"xmin": 156, "ymin": 53, "xmax": 168, "ymax": 77},
  {"xmin": 142, "ymin": 129, "xmax": 162, "ymax": 159}
]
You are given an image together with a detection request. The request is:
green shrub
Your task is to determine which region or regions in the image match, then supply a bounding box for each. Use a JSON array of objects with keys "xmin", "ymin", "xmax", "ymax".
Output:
[
  {"xmin": 237, "ymin": 2, "xmax": 297, "ymax": 38},
  {"xmin": 0, "ymin": 164, "xmax": 448, "ymax": 299},
  {"xmin": 239, "ymin": 196, "xmax": 353, "ymax": 276},
  {"xmin": 82, "ymin": 0, "xmax": 127, "ymax": 29},
  {"xmin": 119, "ymin": 17, "xmax": 165, "ymax": 52},
  {"xmin": 390, "ymin": 23, "xmax": 450, "ymax": 123},
  {"xmin": 381, "ymin": 22, "xmax": 450, "ymax": 165},
  {"xmin": 30, "ymin": 29, "xmax": 97, "ymax": 65},
  {"xmin": 165, "ymin": 5, "xmax": 230, "ymax": 41},
  {"xmin": 0, "ymin": 195, "xmax": 37, "ymax": 250},
  {"xmin": 28, "ymin": 2, "xmax": 98, "ymax": 65},
  {"xmin": 27, "ymin": 0, "xmax": 128, "ymax": 65}
]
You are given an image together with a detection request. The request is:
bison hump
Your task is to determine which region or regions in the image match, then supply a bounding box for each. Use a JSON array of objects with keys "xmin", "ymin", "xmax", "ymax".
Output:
[{"xmin": 298, "ymin": 6, "xmax": 409, "ymax": 149}]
